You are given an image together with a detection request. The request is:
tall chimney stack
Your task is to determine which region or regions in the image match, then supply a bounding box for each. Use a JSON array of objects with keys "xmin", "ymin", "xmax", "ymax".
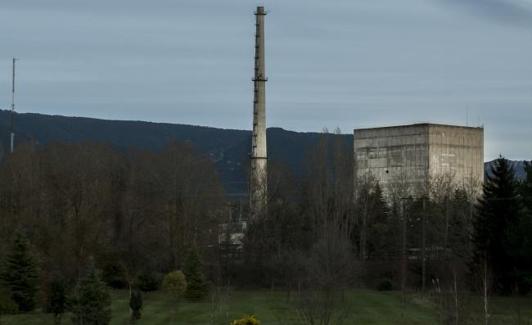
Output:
[{"xmin": 249, "ymin": 6, "xmax": 267, "ymax": 220}]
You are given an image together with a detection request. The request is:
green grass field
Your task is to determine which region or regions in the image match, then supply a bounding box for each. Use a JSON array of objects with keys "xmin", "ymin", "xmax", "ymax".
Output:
[{"xmin": 2, "ymin": 289, "xmax": 532, "ymax": 324}]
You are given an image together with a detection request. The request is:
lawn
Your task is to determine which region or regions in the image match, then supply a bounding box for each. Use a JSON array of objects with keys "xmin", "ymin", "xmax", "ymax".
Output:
[{"xmin": 2, "ymin": 289, "xmax": 532, "ymax": 324}]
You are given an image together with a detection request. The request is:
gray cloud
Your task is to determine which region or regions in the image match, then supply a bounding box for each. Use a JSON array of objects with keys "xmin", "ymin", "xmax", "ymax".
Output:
[
  {"xmin": 439, "ymin": 0, "xmax": 532, "ymax": 27},
  {"xmin": 0, "ymin": 0, "xmax": 531, "ymax": 160}
]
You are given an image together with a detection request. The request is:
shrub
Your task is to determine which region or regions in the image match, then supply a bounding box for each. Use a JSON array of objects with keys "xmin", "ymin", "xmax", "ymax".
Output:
[
  {"xmin": 0, "ymin": 233, "xmax": 39, "ymax": 312},
  {"xmin": 162, "ymin": 271, "xmax": 187, "ymax": 299},
  {"xmin": 0, "ymin": 285, "xmax": 18, "ymax": 315},
  {"xmin": 376, "ymin": 278, "xmax": 393, "ymax": 291},
  {"xmin": 135, "ymin": 271, "xmax": 162, "ymax": 292},
  {"xmin": 231, "ymin": 314, "xmax": 260, "ymax": 325},
  {"xmin": 183, "ymin": 248, "xmax": 208, "ymax": 300},
  {"xmin": 517, "ymin": 275, "xmax": 532, "ymax": 295},
  {"xmin": 45, "ymin": 278, "xmax": 67, "ymax": 322},
  {"xmin": 101, "ymin": 262, "xmax": 128, "ymax": 289},
  {"xmin": 69, "ymin": 263, "xmax": 111, "ymax": 325},
  {"xmin": 129, "ymin": 289, "xmax": 143, "ymax": 320}
]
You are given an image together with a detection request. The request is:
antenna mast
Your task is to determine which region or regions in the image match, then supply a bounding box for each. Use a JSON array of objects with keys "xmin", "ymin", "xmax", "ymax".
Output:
[{"xmin": 10, "ymin": 58, "xmax": 16, "ymax": 153}]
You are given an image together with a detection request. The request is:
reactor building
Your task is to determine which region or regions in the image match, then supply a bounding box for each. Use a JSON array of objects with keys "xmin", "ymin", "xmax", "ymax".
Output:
[{"xmin": 353, "ymin": 123, "xmax": 484, "ymax": 199}]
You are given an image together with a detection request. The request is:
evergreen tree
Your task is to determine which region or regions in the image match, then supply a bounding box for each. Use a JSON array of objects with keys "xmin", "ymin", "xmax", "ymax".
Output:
[
  {"xmin": 0, "ymin": 233, "xmax": 39, "ymax": 312},
  {"xmin": 366, "ymin": 182, "xmax": 392, "ymax": 260},
  {"xmin": 183, "ymin": 248, "xmax": 208, "ymax": 300},
  {"xmin": 448, "ymin": 189, "xmax": 474, "ymax": 260},
  {"xmin": 69, "ymin": 261, "xmax": 111, "ymax": 325},
  {"xmin": 0, "ymin": 284, "xmax": 18, "ymax": 315},
  {"xmin": 521, "ymin": 161, "xmax": 532, "ymax": 213},
  {"xmin": 472, "ymin": 157, "xmax": 523, "ymax": 294},
  {"xmin": 515, "ymin": 161, "xmax": 532, "ymax": 294}
]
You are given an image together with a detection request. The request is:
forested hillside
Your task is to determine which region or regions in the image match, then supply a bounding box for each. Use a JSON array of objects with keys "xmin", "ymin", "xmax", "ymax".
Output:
[
  {"xmin": 0, "ymin": 110, "xmax": 526, "ymax": 195},
  {"xmin": 0, "ymin": 110, "xmax": 349, "ymax": 194}
]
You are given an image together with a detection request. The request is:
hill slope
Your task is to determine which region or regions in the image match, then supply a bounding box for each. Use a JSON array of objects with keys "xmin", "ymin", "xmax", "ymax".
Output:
[
  {"xmin": 0, "ymin": 110, "xmax": 343, "ymax": 195},
  {"xmin": 0, "ymin": 110, "xmax": 527, "ymax": 195},
  {"xmin": 485, "ymin": 160, "xmax": 527, "ymax": 180}
]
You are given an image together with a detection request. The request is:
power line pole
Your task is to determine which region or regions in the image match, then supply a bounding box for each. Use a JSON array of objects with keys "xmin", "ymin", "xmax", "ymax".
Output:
[{"xmin": 10, "ymin": 57, "xmax": 17, "ymax": 153}]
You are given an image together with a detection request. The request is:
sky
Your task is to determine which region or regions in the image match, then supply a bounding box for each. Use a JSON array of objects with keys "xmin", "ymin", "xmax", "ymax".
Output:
[{"xmin": 0, "ymin": 0, "xmax": 531, "ymax": 160}]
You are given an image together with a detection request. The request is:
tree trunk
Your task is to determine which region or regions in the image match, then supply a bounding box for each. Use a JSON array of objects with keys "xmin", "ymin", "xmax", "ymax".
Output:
[
  {"xmin": 453, "ymin": 268, "xmax": 459, "ymax": 325},
  {"xmin": 401, "ymin": 200, "xmax": 407, "ymax": 298},
  {"xmin": 360, "ymin": 201, "xmax": 367, "ymax": 260},
  {"xmin": 483, "ymin": 259, "xmax": 489, "ymax": 325},
  {"xmin": 421, "ymin": 198, "xmax": 426, "ymax": 293}
]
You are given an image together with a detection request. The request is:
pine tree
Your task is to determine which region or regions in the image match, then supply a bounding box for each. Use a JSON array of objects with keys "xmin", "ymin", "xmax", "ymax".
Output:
[
  {"xmin": 0, "ymin": 284, "xmax": 18, "ymax": 315},
  {"xmin": 69, "ymin": 261, "xmax": 111, "ymax": 325},
  {"xmin": 183, "ymin": 248, "xmax": 208, "ymax": 300},
  {"xmin": 448, "ymin": 188, "xmax": 474, "ymax": 260},
  {"xmin": 367, "ymin": 182, "xmax": 392, "ymax": 260},
  {"xmin": 515, "ymin": 161, "xmax": 532, "ymax": 294},
  {"xmin": 521, "ymin": 161, "xmax": 532, "ymax": 213},
  {"xmin": 0, "ymin": 233, "xmax": 39, "ymax": 312},
  {"xmin": 472, "ymin": 157, "xmax": 523, "ymax": 294}
]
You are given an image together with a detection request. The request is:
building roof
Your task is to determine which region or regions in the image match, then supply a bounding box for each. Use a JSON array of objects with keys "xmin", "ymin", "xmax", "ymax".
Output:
[{"xmin": 354, "ymin": 122, "xmax": 483, "ymax": 133}]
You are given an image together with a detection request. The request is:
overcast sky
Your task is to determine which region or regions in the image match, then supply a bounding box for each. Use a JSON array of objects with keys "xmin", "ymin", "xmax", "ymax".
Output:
[{"xmin": 1, "ymin": 0, "xmax": 531, "ymax": 160}]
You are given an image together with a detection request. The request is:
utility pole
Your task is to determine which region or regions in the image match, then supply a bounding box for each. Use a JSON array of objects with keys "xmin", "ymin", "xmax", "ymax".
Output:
[{"xmin": 10, "ymin": 58, "xmax": 17, "ymax": 153}]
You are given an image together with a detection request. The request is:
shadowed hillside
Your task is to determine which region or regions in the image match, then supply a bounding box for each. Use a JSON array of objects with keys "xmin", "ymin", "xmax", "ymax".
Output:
[
  {"xmin": 0, "ymin": 110, "xmax": 348, "ymax": 195},
  {"xmin": 0, "ymin": 110, "xmax": 527, "ymax": 195},
  {"xmin": 485, "ymin": 159, "xmax": 527, "ymax": 180}
]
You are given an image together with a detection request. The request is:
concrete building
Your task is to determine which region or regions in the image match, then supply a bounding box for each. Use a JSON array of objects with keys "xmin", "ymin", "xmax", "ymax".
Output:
[
  {"xmin": 249, "ymin": 6, "xmax": 268, "ymax": 219},
  {"xmin": 354, "ymin": 123, "xmax": 484, "ymax": 199}
]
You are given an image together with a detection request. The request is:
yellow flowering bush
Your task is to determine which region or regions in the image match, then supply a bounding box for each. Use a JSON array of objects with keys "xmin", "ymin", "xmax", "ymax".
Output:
[
  {"xmin": 162, "ymin": 271, "xmax": 187, "ymax": 299},
  {"xmin": 231, "ymin": 314, "xmax": 260, "ymax": 325}
]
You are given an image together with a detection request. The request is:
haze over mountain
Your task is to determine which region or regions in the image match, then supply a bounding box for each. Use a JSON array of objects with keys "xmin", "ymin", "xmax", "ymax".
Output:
[{"xmin": 0, "ymin": 110, "xmax": 527, "ymax": 194}]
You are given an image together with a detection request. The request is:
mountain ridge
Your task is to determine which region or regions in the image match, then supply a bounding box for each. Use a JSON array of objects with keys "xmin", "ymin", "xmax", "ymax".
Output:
[
  {"xmin": 0, "ymin": 110, "xmax": 528, "ymax": 194},
  {"xmin": 0, "ymin": 110, "xmax": 338, "ymax": 195}
]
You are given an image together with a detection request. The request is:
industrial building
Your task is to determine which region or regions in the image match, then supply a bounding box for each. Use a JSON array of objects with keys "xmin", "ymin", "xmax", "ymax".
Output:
[{"xmin": 353, "ymin": 123, "xmax": 484, "ymax": 199}]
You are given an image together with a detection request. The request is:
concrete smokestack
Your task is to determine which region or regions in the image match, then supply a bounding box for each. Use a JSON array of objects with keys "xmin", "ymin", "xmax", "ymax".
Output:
[{"xmin": 249, "ymin": 6, "xmax": 267, "ymax": 220}]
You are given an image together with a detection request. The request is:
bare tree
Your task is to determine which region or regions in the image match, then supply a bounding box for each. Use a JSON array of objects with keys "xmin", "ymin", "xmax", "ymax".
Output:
[
  {"xmin": 293, "ymin": 131, "xmax": 357, "ymax": 325},
  {"xmin": 295, "ymin": 224, "xmax": 355, "ymax": 325},
  {"xmin": 0, "ymin": 140, "xmax": 225, "ymax": 289}
]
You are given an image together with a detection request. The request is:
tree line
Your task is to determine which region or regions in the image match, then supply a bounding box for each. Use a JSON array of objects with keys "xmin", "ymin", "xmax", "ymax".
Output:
[
  {"xmin": 242, "ymin": 133, "xmax": 532, "ymax": 324},
  {"xmin": 0, "ymin": 135, "xmax": 531, "ymax": 324},
  {"xmin": 0, "ymin": 141, "xmax": 223, "ymax": 322}
]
